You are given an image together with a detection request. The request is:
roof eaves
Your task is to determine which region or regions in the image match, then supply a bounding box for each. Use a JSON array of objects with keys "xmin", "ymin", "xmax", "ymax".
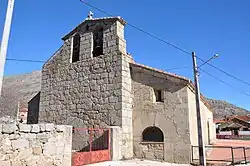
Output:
[{"xmin": 130, "ymin": 62, "xmax": 190, "ymax": 82}]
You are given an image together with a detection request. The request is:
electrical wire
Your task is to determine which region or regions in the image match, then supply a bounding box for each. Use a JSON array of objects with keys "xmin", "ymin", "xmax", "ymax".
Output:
[
  {"xmin": 6, "ymin": 58, "xmax": 45, "ymax": 63},
  {"xmin": 79, "ymin": 0, "xmax": 250, "ymax": 87},
  {"xmin": 7, "ymin": 56, "xmax": 250, "ymax": 98},
  {"xmin": 200, "ymin": 68, "xmax": 250, "ymax": 97},
  {"xmin": 6, "ymin": 1, "xmax": 250, "ymax": 98}
]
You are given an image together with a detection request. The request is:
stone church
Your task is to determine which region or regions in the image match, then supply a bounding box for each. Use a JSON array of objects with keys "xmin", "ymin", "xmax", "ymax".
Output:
[{"xmin": 35, "ymin": 14, "xmax": 216, "ymax": 163}]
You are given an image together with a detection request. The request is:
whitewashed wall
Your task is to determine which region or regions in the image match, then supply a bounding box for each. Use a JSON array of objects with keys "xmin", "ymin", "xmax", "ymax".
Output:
[
  {"xmin": 239, "ymin": 131, "xmax": 250, "ymax": 135},
  {"xmin": 219, "ymin": 131, "xmax": 232, "ymax": 135}
]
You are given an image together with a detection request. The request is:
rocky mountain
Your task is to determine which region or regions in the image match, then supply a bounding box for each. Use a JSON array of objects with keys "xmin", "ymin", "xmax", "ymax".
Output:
[
  {"xmin": 0, "ymin": 71, "xmax": 41, "ymax": 120},
  {"xmin": 0, "ymin": 71, "xmax": 249, "ymax": 120},
  {"xmin": 206, "ymin": 98, "xmax": 249, "ymax": 119}
]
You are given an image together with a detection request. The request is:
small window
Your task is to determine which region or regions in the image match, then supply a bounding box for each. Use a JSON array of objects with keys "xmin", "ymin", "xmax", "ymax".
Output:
[
  {"xmin": 142, "ymin": 127, "xmax": 164, "ymax": 142},
  {"xmin": 72, "ymin": 34, "xmax": 80, "ymax": 62},
  {"xmin": 93, "ymin": 27, "xmax": 103, "ymax": 57},
  {"xmin": 154, "ymin": 89, "xmax": 163, "ymax": 102}
]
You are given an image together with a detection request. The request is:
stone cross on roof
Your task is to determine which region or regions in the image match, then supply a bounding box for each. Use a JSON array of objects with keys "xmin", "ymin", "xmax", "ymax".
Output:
[{"xmin": 87, "ymin": 11, "xmax": 93, "ymax": 20}]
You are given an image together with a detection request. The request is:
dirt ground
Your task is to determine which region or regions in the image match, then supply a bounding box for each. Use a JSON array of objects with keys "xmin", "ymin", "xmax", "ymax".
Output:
[
  {"xmin": 87, "ymin": 140, "xmax": 250, "ymax": 166},
  {"xmin": 207, "ymin": 139, "xmax": 250, "ymax": 164},
  {"xmin": 87, "ymin": 159, "xmax": 189, "ymax": 166}
]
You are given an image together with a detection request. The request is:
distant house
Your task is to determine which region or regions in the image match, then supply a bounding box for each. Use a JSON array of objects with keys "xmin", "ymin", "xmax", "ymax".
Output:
[
  {"xmin": 215, "ymin": 115, "xmax": 250, "ymax": 138},
  {"xmin": 17, "ymin": 102, "xmax": 28, "ymax": 123}
]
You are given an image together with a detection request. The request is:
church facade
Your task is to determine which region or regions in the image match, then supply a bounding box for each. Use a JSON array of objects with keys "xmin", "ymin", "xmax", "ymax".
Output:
[{"xmin": 38, "ymin": 15, "xmax": 216, "ymax": 163}]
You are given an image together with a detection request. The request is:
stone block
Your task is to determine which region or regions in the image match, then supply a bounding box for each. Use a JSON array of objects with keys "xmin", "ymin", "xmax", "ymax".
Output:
[
  {"xmin": 2, "ymin": 137, "xmax": 11, "ymax": 146},
  {"xmin": 109, "ymin": 126, "xmax": 122, "ymax": 161},
  {"xmin": 20, "ymin": 133, "xmax": 36, "ymax": 140},
  {"xmin": 36, "ymin": 133, "xmax": 50, "ymax": 143},
  {"xmin": 30, "ymin": 140, "xmax": 42, "ymax": 148},
  {"xmin": 2, "ymin": 124, "xmax": 17, "ymax": 134},
  {"xmin": 0, "ymin": 161, "xmax": 10, "ymax": 166},
  {"xmin": 12, "ymin": 139, "xmax": 29, "ymax": 149},
  {"xmin": 48, "ymin": 137, "xmax": 56, "ymax": 143},
  {"xmin": 1, "ymin": 144, "xmax": 12, "ymax": 154},
  {"xmin": 31, "ymin": 124, "xmax": 40, "ymax": 133},
  {"xmin": 7, "ymin": 151, "xmax": 18, "ymax": 160},
  {"xmin": 19, "ymin": 124, "xmax": 31, "ymax": 132},
  {"xmin": 9, "ymin": 134, "xmax": 20, "ymax": 140},
  {"xmin": 24, "ymin": 155, "xmax": 39, "ymax": 166},
  {"xmin": 0, "ymin": 153, "xmax": 9, "ymax": 161},
  {"xmin": 56, "ymin": 125, "xmax": 65, "ymax": 132},
  {"xmin": 43, "ymin": 142, "xmax": 56, "ymax": 156},
  {"xmin": 108, "ymin": 97, "xmax": 118, "ymax": 103},
  {"xmin": 33, "ymin": 146, "xmax": 42, "ymax": 155},
  {"xmin": 38, "ymin": 159, "xmax": 53, "ymax": 166},
  {"xmin": 56, "ymin": 146, "xmax": 64, "ymax": 155},
  {"xmin": 26, "ymin": 159, "xmax": 37, "ymax": 166},
  {"xmin": 62, "ymin": 154, "xmax": 71, "ymax": 166},
  {"xmin": 11, "ymin": 159, "xmax": 23, "ymax": 166},
  {"xmin": 45, "ymin": 123, "xmax": 54, "ymax": 132},
  {"xmin": 0, "ymin": 124, "xmax": 2, "ymax": 133},
  {"xmin": 39, "ymin": 124, "xmax": 46, "ymax": 132}
]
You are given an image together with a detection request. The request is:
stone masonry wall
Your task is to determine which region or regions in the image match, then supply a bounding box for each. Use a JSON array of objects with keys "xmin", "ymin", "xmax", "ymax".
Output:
[
  {"xmin": 120, "ymin": 54, "xmax": 134, "ymax": 158},
  {"xmin": 138, "ymin": 143, "xmax": 164, "ymax": 161},
  {"xmin": 39, "ymin": 18, "xmax": 133, "ymax": 159},
  {"xmin": 0, "ymin": 123, "xmax": 72, "ymax": 166},
  {"xmin": 39, "ymin": 20, "xmax": 126, "ymax": 128},
  {"xmin": 131, "ymin": 64, "xmax": 191, "ymax": 164}
]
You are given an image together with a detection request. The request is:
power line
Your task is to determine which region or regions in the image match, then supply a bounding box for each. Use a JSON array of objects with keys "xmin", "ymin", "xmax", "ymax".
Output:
[
  {"xmin": 6, "ymin": 57, "xmax": 250, "ymax": 98},
  {"xmin": 6, "ymin": 2, "xmax": 250, "ymax": 98},
  {"xmin": 6, "ymin": 58, "xmax": 45, "ymax": 63},
  {"xmin": 79, "ymin": 0, "xmax": 191, "ymax": 55},
  {"xmin": 165, "ymin": 66, "xmax": 191, "ymax": 71},
  {"xmin": 196, "ymin": 56, "xmax": 250, "ymax": 86},
  {"xmin": 200, "ymin": 68, "xmax": 250, "ymax": 97},
  {"xmin": 79, "ymin": 0, "xmax": 250, "ymax": 87},
  {"xmin": 7, "ymin": 57, "xmax": 191, "ymax": 71}
]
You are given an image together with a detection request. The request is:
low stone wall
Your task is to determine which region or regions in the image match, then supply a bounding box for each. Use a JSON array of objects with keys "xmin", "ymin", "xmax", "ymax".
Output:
[
  {"xmin": 136, "ymin": 142, "xmax": 164, "ymax": 161},
  {"xmin": 0, "ymin": 123, "xmax": 72, "ymax": 166}
]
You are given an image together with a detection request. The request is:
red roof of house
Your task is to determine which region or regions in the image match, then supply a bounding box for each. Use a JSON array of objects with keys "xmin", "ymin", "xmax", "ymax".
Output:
[
  {"xmin": 214, "ymin": 119, "xmax": 226, "ymax": 123},
  {"xmin": 215, "ymin": 115, "xmax": 250, "ymax": 124},
  {"xmin": 233, "ymin": 116, "xmax": 250, "ymax": 122}
]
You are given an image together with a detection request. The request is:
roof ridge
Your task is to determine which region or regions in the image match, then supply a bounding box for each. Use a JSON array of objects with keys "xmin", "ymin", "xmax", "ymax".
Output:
[{"xmin": 62, "ymin": 16, "xmax": 126, "ymax": 40}]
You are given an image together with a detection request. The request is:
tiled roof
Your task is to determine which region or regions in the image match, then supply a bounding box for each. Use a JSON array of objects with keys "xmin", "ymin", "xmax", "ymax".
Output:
[
  {"xmin": 219, "ymin": 121, "xmax": 244, "ymax": 129},
  {"xmin": 214, "ymin": 119, "xmax": 226, "ymax": 123},
  {"xmin": 233, "ymin": 115, "xmax": 250, "ymax": 122},
  {"xmin": 215, "ymin": 115, "xmax": 250, "ymax": 124}
]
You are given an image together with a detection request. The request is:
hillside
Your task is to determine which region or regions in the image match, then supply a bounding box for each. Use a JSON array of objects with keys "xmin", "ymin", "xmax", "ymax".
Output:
[
  {"xmin": 0, "ymin": 71, "xmax": 41, "ymax": 120},
  {"xmin": 206, "ymin": 98, "xmax": 249, "ymax": 119},
  {"xmin": 0, "ymin": 71, "xmax": 249, "ymax": 120}
]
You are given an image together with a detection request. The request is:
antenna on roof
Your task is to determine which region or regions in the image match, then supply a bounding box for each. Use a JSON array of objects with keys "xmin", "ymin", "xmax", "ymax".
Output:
[{"xmin": 87, "ymin": 11, "xmax": 93, "ymax": 20}]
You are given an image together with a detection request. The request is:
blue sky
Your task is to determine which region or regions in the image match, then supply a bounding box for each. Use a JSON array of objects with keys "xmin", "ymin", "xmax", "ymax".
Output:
[{"xmin": 0, "ymin": 0, "xmax": 250, "ymax": 110}]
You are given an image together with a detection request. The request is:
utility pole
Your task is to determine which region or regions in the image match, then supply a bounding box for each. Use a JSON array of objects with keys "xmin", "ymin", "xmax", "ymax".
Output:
[
  {"xmin": 192, "ymin": 52, "xmax": 206, "ymax": 166},
  {"xmin": 0, "ymin": 0, "xmax": 15, "ymax": 97}
]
